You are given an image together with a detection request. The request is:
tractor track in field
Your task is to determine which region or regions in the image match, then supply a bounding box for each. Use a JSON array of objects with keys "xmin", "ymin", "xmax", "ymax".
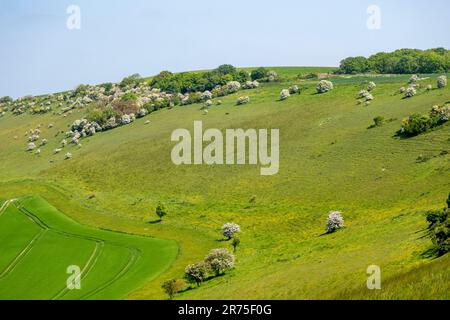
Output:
[
  {"xmin": 0, "ymin": 230, "xmax": 47, "ymax": 280},
  {"xmin": 52, "ymin": 241, "xmax": 105, "ymax": 300},
  {"xmin": 10, "ymin": 200, "xmax": 142, "ymax": 299}
]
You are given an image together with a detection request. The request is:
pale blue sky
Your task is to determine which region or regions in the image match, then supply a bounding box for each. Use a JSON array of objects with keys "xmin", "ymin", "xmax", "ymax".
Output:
[{"xmin": 1, "ymin": 0, "xmax": 449, "ymax": 98}]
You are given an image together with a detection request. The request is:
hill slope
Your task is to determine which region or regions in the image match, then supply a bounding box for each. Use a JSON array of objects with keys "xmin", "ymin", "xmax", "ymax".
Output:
[{"xmin": 0, "ymin": 67, "xmax": 449, "ymax": 299}]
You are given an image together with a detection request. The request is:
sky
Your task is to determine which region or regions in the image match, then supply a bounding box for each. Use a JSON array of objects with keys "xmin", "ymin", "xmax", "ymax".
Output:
[{"xmin": 1, "ymin": 0, "xmax": 450, "ymax": 98}]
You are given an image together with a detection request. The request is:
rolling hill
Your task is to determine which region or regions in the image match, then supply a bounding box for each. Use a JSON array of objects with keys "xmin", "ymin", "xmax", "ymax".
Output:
[{"xmin": 0, "ymin": 67, "xmax": 449, "ymax": 299}]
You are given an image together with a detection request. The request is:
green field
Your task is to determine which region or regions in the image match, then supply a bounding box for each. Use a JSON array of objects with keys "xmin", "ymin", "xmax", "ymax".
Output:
[
  {"xmin": 0, "ymin": 196, "xmax": 177, "ymax": 299},
  {"xmin": 0, "ymin": 67, "xmax": 449, "ymax": 299}
]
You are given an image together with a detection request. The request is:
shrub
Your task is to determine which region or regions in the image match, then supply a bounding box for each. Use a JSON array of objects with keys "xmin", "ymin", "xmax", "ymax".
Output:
[
  {"xmin": 367, "ymin": 81, "xmax": 376, "ymax": 91},
  {"xmin": 369, "ymin": 116, "xmax": 385, "ymax": 128},
  {"xmin": 243, "ymin": 81, "xmax": 259, "ymax": 89},
  {"xmin": 405, "ymin": 87, "xmax": 417, "ymax": 98},
  {"xmin": 120, "ymin": 92, "xmax": 138, "ymax": 102},
  {"xmin": 326, "ymin": 211, "xmax": 345, "ymax": 233},
  {"xmin": 204, "ymin": 99, "xmax": 213, "ymax": 107},
  {"xmin": 226, "ymin": 81, "xmax": 241, "ymax": 93},
  {"xmin": 162, "ymin": 279, "xmax": 186, "ymax": 300},
  {"xmin": 289, "ymin": 85, "xmax": 299, "ymax": 94},
  {"xmin": 155, "ymin": 203, "xmax": 167, "ymax": 221},
  {"xmin": 201, "ymin": 91, "xmax": 212, "ymax": 101},
  {"xmin": 120, "ymin": 73, "xmax": 144, "ymax": 89},
  {"xmin": 267, "ymin": 71, "xmax": 278, "ymax": 82},
  {"xmin": 426, "ymin": 194, "xmax": 450, "ymax": 256},
  {"xmin": 409, "ymin": 75, "xmax": 420, "ymax": 84},
  {"xmin": 251, "ymin": 67, "xmax": 268, "ymax": 81},
  {"xmin": 399, "ymin": 87, "xmax": 406, "ymax": 93},
  {"xmin": 316, "ymin": 80, "xmax": 334, "ymax": 93},
  {"xmin": 184, "ymin": 262, "xmax": 209, "ymax": 287},
  {"xmin": 231, "ymin": 236, "xmax": 240, "ymax": 253},
  {"xmin": 222, "ymin": 223, "xmax": 241, "ymax": 239},
  {"xmin": 430, "ymin": 105, "xmax": 450, "ymax": 122},
  {"xmin": 236, "ymin": 96, "xmax": 250, "ymax": 105},
  {"xmin": 400, "ymin": 114, "xmax": 433, "ymax": 136},
  {"xmin": 437, "ymin": 75, "xmax": 447, "ymax": 88},
  {"xmin": 279, "ymin": 89, "xmax": 290, "ymax": 101},
  {"xmin": 204, "ymin": 249, "xmax": 235, "ymax": 276}
]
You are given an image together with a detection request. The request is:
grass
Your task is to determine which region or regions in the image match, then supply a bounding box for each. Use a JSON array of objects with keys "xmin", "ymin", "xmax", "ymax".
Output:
[
  {"xmin": 0, "ymin": 67, "xmax": 449, "ymax": 299},
  {"xmin": 0, "ymin": 196, "xmax": 177, "ymax": 300}
]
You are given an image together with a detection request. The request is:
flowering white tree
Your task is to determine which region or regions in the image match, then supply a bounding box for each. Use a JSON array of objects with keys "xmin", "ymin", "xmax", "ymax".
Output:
[
  {"xmin": 289, "ymin": 85, "xmax": 299, "ymax": 94},
  {"xmin": 326, "ymin": 211, "xmax": 345, "ymax": 233},
  {"xmin": 236, "ymin": 96, "xmax": 250, "ymax": 105},
  {"xmin": 367, "ymin": 81, "xmax": 376, "ymax": 91},
  {"xmin": 280, "ymin": 89, "xmax": 290, "ymax": 100},
  {"xmin": 405, "ymin": 87, "xmax": 417, "ymax": 98},
  {"xmin": 204, "ymin": 249, "xmax": 235, "ymax": 275},
  {"xmin": 222, "ymin": 223, "xmax": 241, "ymax": 239},
  {"xmin": 437, "ymin": 75, "xmax": 447, "ymax": 89},
  {"xmin": 201, "ymin": 90, "xmax": 212, "ymax": 100},
  {"xmin": 226, "ymin": 81, "xmax": 241, "ymax": 93},
  {"xmin": 316, "ymin": 80, "xmax": 334, "ymax": 93},
  {"xmin": 410, "ymin": 75, "xmax": 420, "ymax": 84}
]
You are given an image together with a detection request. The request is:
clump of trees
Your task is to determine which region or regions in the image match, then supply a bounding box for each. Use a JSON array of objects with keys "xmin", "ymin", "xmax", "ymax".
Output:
[
  {"xmin": 338, "ymin": 48, "xmax": 450, "ymax": 74},
  {"xmin": 398, "ymin": 105, "xmax": 450, "ymax": 137},
  {"xmin": 150, "ymin": 65, "xmax": 249, "ymax": 94},
  {"xmin": 426, "ymin": 193, "xmax": 450, "ymax": 256}
]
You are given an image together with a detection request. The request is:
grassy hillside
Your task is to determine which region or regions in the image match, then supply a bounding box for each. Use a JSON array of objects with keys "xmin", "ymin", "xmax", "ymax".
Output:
[{"xmin": 0, "ymin": 67, "xmax": 449, "ymax": 299}]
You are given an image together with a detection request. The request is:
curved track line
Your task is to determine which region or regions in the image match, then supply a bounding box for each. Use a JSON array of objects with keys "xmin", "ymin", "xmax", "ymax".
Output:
[
  {"xmin": 0, "ymin": 230, "xmax": 47, "ymax": 280},
  {"xmin": 12, "ymin": 200, "xmax": 143, "ymax": 299},
  {"xmin": 79, "ymin": 246, "xmax": 141, "ymax": 300},
  {"xmin": 52, "ymin": 241, "xmax": 105, "ymax": 300}
]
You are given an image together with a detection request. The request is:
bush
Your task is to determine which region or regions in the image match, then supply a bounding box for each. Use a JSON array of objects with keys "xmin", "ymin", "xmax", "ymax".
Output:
[
  {"xmin": 222, "ymin": 223, "xmax": 241, "ymax": 239},
  {"xmin": 316, "ymin": 80, "xmax": 333, "ymax": 93},
  {"xmin": 400, "ymin": 114, "xmax": 433, "ymax": 136},
  {"xmin": 204, "ymin": 249, "xmax": 235, "ymax": 276},
  {"xmin": 437, "ymin": 75, "xmax": 447, "ymax": 88},
  {"xmin": 251, "ymin": 67, "xmax": 268, "ymax": 81},
  {"xmin": 405, "ymin": 87, "xmax": 417, "ymax": 98},
  {"xmin": 326, "ymin": 211, "xmax": 345, "ymax": 233},
  {"xmin": 184, "ymin": 262, "xmax": 209, "ymax": 287},
  {"xmin": 236, "ymin": 96, "xmax": 250, "ymax": 105},
  {"xmin": 155, "ymin": 203, "xmax": 167, "ymax": 221},
  {"xmin": 120, "ymin": 92, "xmax": 138, "ymax": 102},
  {"xmin": 289, "ymin": 85, "xmax": 299, "ymax": 94},
  {"xmin": 280, "ymin": 89, "xmax": 290, "ymax": 101},
  {"xmin": 120, "ymin": 73, "xmax": 144, "ymax": 89},
  {"xmin": 226, "ymin": 81, "xmax": 241, "ymax": 93},
  {"xmin": 426, "ymin": 194, "xmax": 450, "ymax": 256},
  {"xmin": 367, "ymin": 82, "xmax": 376, "ymax": 91},
  {"xmin": 162, "ymin": 279, "xmax": 186, "ymax": 299}
]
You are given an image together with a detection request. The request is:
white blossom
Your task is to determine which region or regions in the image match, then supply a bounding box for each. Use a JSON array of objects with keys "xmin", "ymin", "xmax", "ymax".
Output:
[
  {"xmin": 236, "ymin": 96, "xmax": 250, "ymax": 105},
  {"xmin": 326, "ymin": 211, "xmax": 345, "ymax": 233},
  {"xmin": 367, "ymin": 82, "xmax": 376, "ymax": 91},
  {"xmin": 280, "ymin": 89, "xmax": 290, "ymax": 100},
  {"xmin": 405, "ymin": 87, "xmax": 417, "ymax": 98},
  {"xmin": 222, "ymin": 223, "xmax": 241, "ymax": 239},
  {"xmin": 316, "ymin": 80, "xmax": 334, "ymax": 93},
  {"xmin": 437, "ymin": 75, "xmax": 447, "ymax": 89}
]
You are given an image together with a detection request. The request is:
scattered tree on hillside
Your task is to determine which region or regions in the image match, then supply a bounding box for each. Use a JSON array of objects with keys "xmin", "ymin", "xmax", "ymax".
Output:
[
  {"xmin": 231, "ymin": 236, "xmax": 241, "ymax": 253},
  {"xmin": 326, "ymin": 211, "xmax": 345, "ymax": 233},
  {"xmin": 204, "ymin": 248, "xmax": 235, "ymax": 276},
  {"xmin": 222, "ymin": 223, "xmax": 241, "ymax": 240},
  {"xmin": 162, "ymin": 279, "xmax": 186, "ymax": 300},
  {"xmin": 184, "ymin": 262, "xmax": 209, "ymax": 287},
  {"xmin": 426, "ymin": 193, "xmax": 450, "ymax": 256},
  {"xmin": 155, "ymin": 203, "xmax": 167, "ymax": 221}
]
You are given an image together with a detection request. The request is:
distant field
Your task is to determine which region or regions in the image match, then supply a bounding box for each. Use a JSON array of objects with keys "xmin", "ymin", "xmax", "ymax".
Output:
[
  {"xmin": 0, "ymin": 196, "xmax": 177, "ymax": 300},
  {"xmin": 0, "ymin": 67, "xmax": 449, "ymax": 299}
]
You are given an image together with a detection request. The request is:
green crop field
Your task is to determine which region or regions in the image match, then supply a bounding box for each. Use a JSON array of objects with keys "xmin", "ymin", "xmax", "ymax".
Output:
[
  {"xmin": 0, "ymin": 67, "xmax": 449, "ymax": 300},
  {"xmin": 0, "ymin": 196, "xmax": 177, "ymax": 299}
]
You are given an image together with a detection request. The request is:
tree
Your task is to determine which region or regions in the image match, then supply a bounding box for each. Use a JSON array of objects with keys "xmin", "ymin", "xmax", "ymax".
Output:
[
  {"xmin": 184, "ymin": 262, "xmax": 209, "ymax": 287},
  {"xmin": 251, "ymin": 67, "xmax": 268, "ymax": 80},
  {"xmin": 222, "ymin": 223, "xmax": 241, "ymax": 240},
  {"xmin": 155, "ymin": 203, "xmax": 167, "ymax": 221},
  {"xmin": 326, "ymin": 211, "xmax": 345, "ymax": 233},
  {"xmin": 339, "ymin": 56, "xmax": 369, "ymax": 74},
  {"xmin": 426, "ymin": 194, "xmax": 450, "ymax": 256},
  {"xmin": 161, "ymin": 279, "xmax": 185, "ymax": 299},
  {"xmin": 204, "ymin": 249, "xmax": 235, "ymax": 276},
  {"xmin": 0, "ymin": 96, "xmax": 12, "ymax": 104},
  {"xmin": 231, "ymin": 236, "xmax": 240, "ymax": 253}
]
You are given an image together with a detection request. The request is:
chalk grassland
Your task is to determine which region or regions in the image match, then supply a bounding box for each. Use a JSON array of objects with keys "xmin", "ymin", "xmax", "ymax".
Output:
[
  {"xmin": 0, "ymin": 196, "xmax": 177, "ymax": 300},
  {"xmin": 0, "ymin": 67, "xmax": 449, "ymax": 299}
]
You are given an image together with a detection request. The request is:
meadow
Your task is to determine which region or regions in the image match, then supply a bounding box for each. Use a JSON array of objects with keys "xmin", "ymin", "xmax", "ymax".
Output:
[{"xmin": 0, "ymin": 67, "xmax": 448, "ymax": 299}]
